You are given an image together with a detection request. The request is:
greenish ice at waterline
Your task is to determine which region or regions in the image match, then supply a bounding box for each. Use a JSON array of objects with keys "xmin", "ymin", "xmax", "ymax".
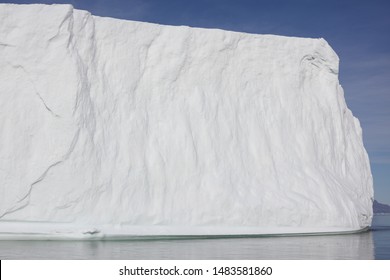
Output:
[{"xmin": 0, "ymin": 215, "xmax": 389, "ymax": 260}]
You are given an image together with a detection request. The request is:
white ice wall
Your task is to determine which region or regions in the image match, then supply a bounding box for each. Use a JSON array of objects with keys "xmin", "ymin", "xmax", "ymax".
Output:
[{"xmin": 0, "ymin": 4, "xmax": 373, "ymax": 238}]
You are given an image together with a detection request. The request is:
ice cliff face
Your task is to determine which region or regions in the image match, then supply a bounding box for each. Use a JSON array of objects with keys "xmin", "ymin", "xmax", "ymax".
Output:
[{"xmin": 0, "ymin": 4, "xmax": 373, "ymax": 238}]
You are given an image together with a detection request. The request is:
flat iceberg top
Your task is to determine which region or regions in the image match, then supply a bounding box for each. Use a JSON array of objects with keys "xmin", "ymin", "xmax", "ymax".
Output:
[{"xmin": 0, "ymin": 4, "xmax": 373, "ymax": 239}]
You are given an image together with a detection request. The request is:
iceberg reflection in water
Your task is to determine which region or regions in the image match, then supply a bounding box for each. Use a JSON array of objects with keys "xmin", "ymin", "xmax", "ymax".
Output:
[{"xmin": 0, "ymin": 231, "xmax": 374, "ymax": 259}]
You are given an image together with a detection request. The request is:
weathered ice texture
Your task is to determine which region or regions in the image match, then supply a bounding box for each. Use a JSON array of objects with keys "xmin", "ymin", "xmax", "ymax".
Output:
[{"xmin": 0, "ymin": 4, "xmax": 373, "ymax": 239}]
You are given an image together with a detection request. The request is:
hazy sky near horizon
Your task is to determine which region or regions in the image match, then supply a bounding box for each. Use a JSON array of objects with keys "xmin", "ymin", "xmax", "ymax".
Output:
[{"xmin": 3, "ymin": 0, "xmax": 390, "ymax": 204}]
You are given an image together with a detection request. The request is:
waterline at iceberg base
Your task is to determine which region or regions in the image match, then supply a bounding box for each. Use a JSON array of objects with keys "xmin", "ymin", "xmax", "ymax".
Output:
[{"xmin": 0, "ymin": 4, "xmax": 373, "ymax": 240}]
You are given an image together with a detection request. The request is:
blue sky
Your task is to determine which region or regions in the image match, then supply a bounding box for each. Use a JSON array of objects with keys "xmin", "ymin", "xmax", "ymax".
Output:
[{"xmin": 4, "ymin": 0, "xmax": 390, "ymax": 204}]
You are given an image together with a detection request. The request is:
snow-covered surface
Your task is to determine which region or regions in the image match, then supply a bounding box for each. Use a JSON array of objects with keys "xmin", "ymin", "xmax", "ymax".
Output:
[{"xmin": 0, "ymin": 4, "xmax": 373, "ymax": 239}]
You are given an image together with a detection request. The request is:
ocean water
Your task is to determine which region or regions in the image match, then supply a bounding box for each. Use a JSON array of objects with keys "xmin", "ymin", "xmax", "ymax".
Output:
[{"xmin": 0, "ymin": 215, "xmax": 389, "ymax": 260}]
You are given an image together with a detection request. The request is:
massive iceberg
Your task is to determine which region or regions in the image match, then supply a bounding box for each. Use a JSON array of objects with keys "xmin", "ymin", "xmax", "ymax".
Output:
[{"xmin": 0, "ymin": 4, "xmax": 373, "ymax": 239}]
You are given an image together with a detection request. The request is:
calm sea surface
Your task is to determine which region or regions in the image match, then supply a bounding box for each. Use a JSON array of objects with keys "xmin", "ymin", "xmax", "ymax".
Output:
[{"xmin": 1, "ymin": 215, "xmax": 389, "ymax": 259}]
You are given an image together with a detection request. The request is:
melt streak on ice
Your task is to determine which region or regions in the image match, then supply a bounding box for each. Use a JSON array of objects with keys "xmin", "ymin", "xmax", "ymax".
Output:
[{"xmin": 0, "ymin": 4, "xmax": 373, "ymax": 239}]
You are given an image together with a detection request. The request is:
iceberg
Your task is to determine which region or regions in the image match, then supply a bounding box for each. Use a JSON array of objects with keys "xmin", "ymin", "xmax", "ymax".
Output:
[{"xmin": 0, "ymin": 4, "xmax": 373, "ymax": 239}]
